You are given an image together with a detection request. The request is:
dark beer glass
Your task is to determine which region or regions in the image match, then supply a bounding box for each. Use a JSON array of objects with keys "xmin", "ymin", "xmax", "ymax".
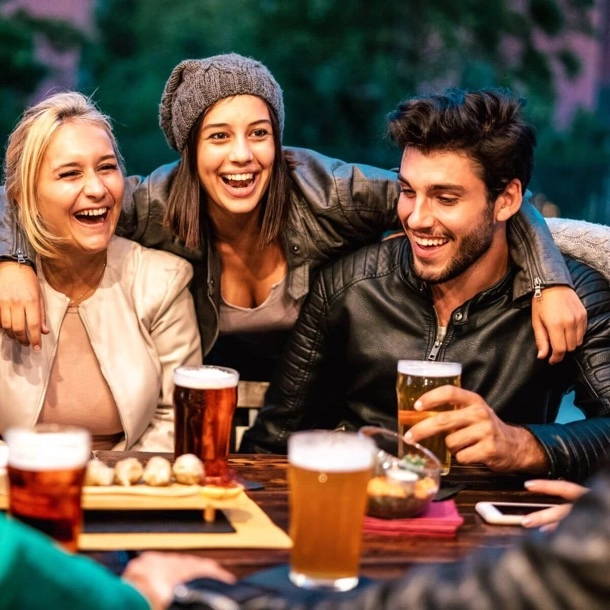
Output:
[
  {"xmin": 173, "ymin": 365, "xmax": 239, "ymax": 484},
  {"xmin": 5, "ymin": 425, "xmax": 91, "ymax": 552}
]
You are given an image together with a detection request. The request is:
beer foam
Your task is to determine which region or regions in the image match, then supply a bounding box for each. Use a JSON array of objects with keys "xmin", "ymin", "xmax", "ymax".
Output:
[
  {"xmin": 288, "ymin": 432, "xmax": 374, "ymax": 471},
  {"xmin": 173, "ymin": 365, "xmax": 239, "ymax": 389},
  {"xmin": 5, "ymin": 427, "xmax": 90, "ymax": 471},
  {"xmin": 397, "ymin": 360, "xmax": 462, "ymax": 377}
]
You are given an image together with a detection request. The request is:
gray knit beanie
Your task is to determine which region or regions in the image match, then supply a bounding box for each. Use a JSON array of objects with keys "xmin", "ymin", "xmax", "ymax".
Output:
[{"xmin": 159, "ymin": 53, "xmax": 284, "ymax": 153}]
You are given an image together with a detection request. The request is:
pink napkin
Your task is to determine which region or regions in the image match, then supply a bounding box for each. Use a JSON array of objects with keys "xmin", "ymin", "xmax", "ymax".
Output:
[{"xmin": 363, "ymin": 500, "xmax": 464, "ymax": 537}]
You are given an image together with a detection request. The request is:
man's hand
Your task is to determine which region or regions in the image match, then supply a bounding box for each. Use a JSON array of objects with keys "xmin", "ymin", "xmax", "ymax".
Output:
[
  {"xmin": 404, "ymin": 386, "xmax": 549, "ymax": 474},
  {"xmin": 123, "ymin": 552, "xmax": 236, "ymax": 610},
  {"xmin": 521, "ymin": 479, "xmax": 589, "ymax": 531},
  {"xmin": 531, "ymin": 285, "xmax": 587, "ymax": 365},
  {"xmin": 0, "ymin": 261, "xmax": 48, "ymax": 350}
]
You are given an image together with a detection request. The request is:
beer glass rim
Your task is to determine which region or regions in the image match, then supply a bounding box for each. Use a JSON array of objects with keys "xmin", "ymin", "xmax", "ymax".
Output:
[
  {"xmin": 288, "ymin": 430, "xmax": 375, "ymax": 471},
  {"xmin": 173, "ymin": 364, "xmax": 239, "ymax": 389},
  {"xmin": 397, "ymin": 360, "xmax": 461, "ymax": 376},
  {"xmin": 5, "ymin": 423, "xmax": 91, "ymax": 440},
  {"xmin": 4, "ymin": 424, "xmax": 91, "ymax": 470}
]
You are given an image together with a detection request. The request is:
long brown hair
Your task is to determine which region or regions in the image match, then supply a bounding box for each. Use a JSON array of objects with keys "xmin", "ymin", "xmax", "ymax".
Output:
[{"xmin": 163, "ymin": 100, "xmax": 292, "ymax": 251}]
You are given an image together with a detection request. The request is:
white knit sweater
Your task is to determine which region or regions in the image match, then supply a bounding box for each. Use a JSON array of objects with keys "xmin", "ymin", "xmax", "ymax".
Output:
[{"xmin": 547, "ymin": 217, "xmax": 610, "ymax": 281}]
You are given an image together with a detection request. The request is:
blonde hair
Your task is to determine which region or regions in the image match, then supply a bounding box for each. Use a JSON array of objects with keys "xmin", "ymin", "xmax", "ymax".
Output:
[{"xmin": 4, "ymin": 91, "xmax": 123, "ymax": 259}]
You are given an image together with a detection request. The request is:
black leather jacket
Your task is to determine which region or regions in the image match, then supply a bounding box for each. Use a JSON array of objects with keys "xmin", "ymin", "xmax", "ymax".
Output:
[
  {"xmin": 173, "ymin": 461, "xmax": 610, "ymax": 609},
  {"xmin": 241, "ymin": 237, "xmax": 610, "ymax": 482},
  {"xmin": 0, "ymin": 147, "xmax": 571, "ymax": 358}
]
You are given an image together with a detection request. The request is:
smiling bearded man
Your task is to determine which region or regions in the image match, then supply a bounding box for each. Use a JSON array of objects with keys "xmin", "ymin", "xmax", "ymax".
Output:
[
  {"xmin": 242, "ymin": 88, "xmax": 610, "ymax": 484},
  {"xmin": 399, "ymin": 148, "xmax": 498, "ymax": 286}
]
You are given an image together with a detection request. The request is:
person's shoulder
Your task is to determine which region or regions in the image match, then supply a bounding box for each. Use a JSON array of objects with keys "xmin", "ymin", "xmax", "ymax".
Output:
[
  {"xmin": 146, "ymin": 160, "xmax": 180, "ymax": 181},
  {"xmin": 284, "ymin": 145, "xmax": 342, "ymax": 169},
  {"xmin": 318, "ymin": 237, "xmax": 405, "ymax": 294},
  {"xmin": 565, "ymin": 254, "xmax": 610, "ymax": 305},
  {"xmin": 124, "ymin": 160, "xmax": 180, "ymax": 197},
  {"xmin": 546, "ymin": 216, "xmax": 610, "ymax": 238},
  {"xmin": 285, "ymin": 146, "xmax": 397, "ymax": 181},
  {"xmin": 548, "ymin": 217, "xmax": 610, "ymax": 280}
]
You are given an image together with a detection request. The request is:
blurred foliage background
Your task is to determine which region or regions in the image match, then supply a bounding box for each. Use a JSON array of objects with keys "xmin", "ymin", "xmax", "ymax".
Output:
[{"xmin": 1, "ymin": 0, "xmax": 609, "ymax": 222}]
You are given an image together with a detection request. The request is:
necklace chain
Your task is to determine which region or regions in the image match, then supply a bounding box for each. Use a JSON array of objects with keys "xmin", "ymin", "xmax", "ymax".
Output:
[{"xmin": 69, "ymin": 262, "xmax": 106, "ymax": 306}]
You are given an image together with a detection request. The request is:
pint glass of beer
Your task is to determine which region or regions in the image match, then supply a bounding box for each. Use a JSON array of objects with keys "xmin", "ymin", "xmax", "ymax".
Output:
[
  {"xmin": 5, "ymin": 424, "xmax": 91, "ymax": 552},
  {"xmin": 397, "ymin": 360, "xmax": 462, "ymax": 475},
  {"xmin": 173, "ymin": 365, "xmax": 239, "ymax": 483},
  {"xmin": 288, "ymin": 431, "xmax": 375, "ymax": 591}
]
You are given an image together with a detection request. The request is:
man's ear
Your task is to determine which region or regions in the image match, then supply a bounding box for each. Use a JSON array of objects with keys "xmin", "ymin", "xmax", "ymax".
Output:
[{"xmin": 495, "ymin": 179, "xmax": 522, "ymax": 222}]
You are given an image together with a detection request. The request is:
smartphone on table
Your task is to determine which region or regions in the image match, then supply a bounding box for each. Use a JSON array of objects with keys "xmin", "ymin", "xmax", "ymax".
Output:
[{"xmin": 475, "ymin": 502, "xmax": 558, "ymax": 525}]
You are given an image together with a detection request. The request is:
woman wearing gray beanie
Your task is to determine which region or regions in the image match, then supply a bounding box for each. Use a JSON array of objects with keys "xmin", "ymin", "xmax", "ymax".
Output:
[{"xmin": 0, "ymin": 53, "xmax": 595, "ymax": 384}]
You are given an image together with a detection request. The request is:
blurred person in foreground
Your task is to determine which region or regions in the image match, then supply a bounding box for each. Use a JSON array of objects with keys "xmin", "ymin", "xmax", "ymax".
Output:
[
  {"xmin": 0, "ymin": 462, "xmax": 605, "ymax": 609},
  {"xmin": 0, "ymin": 54, "xmax": 602, "ymax": 380},
  {"xmin": 0, "ymin": 92, "xmax": 201, "ymax": 450},
  {"xmin": 241, "ymin": 88, "xmax": 610, "ymax": 483}
]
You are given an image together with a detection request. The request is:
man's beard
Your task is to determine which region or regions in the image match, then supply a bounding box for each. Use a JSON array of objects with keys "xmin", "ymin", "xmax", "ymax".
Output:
[{"xmin": 410, "ymin": 206, "xmax": 496, "ymax": 285}]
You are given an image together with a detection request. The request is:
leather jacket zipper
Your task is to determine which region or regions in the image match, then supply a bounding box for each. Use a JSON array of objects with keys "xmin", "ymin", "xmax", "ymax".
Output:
[
  {"xmin": 428, "ymin": 317, "xmax": 446, "ymax": 361},
  {"xmin": 428, "ymin": 338, "xmax": 442, "ymax": 361},
  {"xmin": 512, "ymin": 215, "xmax": 545, "ymax": 295},
  {"xmin": 13, "ymin": 223, "xmax": 32, "ymax": 265}
]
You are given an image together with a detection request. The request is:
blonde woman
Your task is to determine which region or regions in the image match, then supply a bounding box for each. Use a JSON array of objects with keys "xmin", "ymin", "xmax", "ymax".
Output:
[{"xmin": 0, "ymin": 92, "xmax": 201, "ymax": 451}]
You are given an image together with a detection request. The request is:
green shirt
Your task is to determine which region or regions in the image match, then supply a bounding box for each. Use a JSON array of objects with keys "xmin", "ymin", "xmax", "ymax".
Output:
[{"xmin": 0, "ymin": 514, "xmax": 150, "ymax": 609}]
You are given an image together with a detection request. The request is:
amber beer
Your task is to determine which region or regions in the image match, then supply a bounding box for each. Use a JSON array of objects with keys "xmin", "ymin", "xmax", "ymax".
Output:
[
  {"xmin": 288, "ymin": 431, "xmax": 374, "ymax": 591},
  {"xmin": 397, "ymin": 360, "xmax": 462, "ymax": 475},
  {"xmin": 5, "ymin": 425, "xmax": 90, "ymax": 552},
  {"xmin": 173, "ymin": 365, "xmax": 239, "ymax": 483}
]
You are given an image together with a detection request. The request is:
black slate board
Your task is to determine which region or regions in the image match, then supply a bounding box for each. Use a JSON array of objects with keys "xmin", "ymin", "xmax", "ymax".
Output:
[{"xmin": 83, "ymin": 508, "xmax": 235, "ymax": 534}]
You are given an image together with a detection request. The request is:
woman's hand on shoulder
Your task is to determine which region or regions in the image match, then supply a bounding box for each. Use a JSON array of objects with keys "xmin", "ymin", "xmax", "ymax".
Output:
[
  {"xmin": 531, "ymin": 285, "xmax": 587, "ymax": 364},
  {"xmin": 0, "ymin": 261, "xmax": 48, "ymax": 350}
]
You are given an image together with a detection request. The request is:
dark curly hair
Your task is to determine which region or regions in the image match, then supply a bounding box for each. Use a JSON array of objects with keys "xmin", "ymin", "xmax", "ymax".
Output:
[{"xmin": 386, "ymin": 88, "xmax": 536, "ymax": 201}]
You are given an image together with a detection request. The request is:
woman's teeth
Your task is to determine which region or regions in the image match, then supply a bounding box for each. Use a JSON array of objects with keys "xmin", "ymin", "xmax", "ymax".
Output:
[
  {"xmin": 75, "ymin": 207, "xmax": 109, "ymax": 221},
  {"xmin": 223, "ymin": 173, "xmax": 254, "ymax": 188}
]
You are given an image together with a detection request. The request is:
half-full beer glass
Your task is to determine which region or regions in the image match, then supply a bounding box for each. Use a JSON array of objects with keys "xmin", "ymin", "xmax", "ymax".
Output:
[
  {"xmin": 397, "ymin": 360, "xmax": 462, "ymax": 475},
  {"xmin": 288, "ymin": 431, "xmax": 375, "ymax": 591},
  {"xmin": 5, "ymin": 424, "xmax": 90, "ymax": 552},
  {"xmin": 173, "ymin": 365, "xmax": 239, "ymax": 483}
]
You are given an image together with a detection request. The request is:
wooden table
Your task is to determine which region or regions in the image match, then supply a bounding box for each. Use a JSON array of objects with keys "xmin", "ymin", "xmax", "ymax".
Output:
[{"xmin": 92, "ymin": 452, "xmax": 561, "ymax": 580}]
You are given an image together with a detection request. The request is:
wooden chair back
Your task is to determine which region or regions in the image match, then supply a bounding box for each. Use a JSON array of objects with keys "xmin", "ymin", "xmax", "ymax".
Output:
[{"xmin": 233, "ymin": 381, "xmax": 269, "ymax": 450}]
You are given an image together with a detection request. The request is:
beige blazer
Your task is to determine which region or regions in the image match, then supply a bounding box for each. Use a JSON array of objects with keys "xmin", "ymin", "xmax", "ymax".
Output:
[{"xmin": 0, "ymin": 237, "xmax": 202, "ymax": 451}]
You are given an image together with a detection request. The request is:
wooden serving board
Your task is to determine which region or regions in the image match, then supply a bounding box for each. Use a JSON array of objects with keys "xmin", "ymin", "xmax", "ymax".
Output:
[
  {"xmin": 0, "ymin": 468, "xmax": 292, "ymax": 550},
  {"xmin": 82, "ymin": 483, "xmax": 244, "ymax": 510},
  {"xmin": 0, "ymin": 472, "xmax": 244, "ymax": 510}
]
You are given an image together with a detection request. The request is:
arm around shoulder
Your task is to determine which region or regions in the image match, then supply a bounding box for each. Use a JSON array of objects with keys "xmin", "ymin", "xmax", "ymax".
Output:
[
  {"xmin": 508, "ymin": 198, "xmax": 573, "ymax": 298},
  {"xmin": 287, "ymin": 147, "xmax": 399, "ymax": 237}
]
